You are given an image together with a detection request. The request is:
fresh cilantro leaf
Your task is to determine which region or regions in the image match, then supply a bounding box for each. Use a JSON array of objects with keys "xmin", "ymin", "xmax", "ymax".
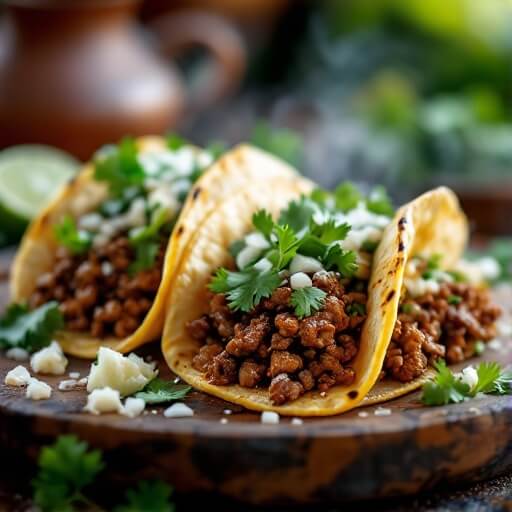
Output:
[
  {"xmin": 491, "ymin": 370, "xmax": 512, "ymax": 395},
  {"xmin": 252, "ymin": 210, "xmax": 274, "ymax": 239},
  {"xmin": 474, "ymin": 362, "xmax": 502, "ymax": 394},
  {"xmin": 334, "ymin": 182, "xmax": 362, "ymax": 212},
  {"xmin": 312, "ymin": 219, "xmax": 351, "ymax": 245},
  {"xmin": 400, "ymin": 303, "xmax": 414, "ymax": 314},
  {"xmin": 290, "ymin": 287, "xmax": 326, "ymax": 318},
  {"xmin": 166, "ymin": 133, "xmax": 186, "ymax": 150},
  {"xmin": 0, "ymin": 302, "xmax": 64, "ymax": 352},
  {"xmin": 94, "ymin": 138, "xmax": 145, "ymax": 196},
  {"xmin": 296, "ymin": 234, "xmax": 329, "ymax": 260},
  {"xmin": 129, "ymin": 206, "xmax": 170, "ymax": 245},
  {"xmin": 114, "ymin": 480, "xmax": 174, "ymax": 512},
  {"xmin": 32, "ymin": 435, "xmax": 104, "ymax": 512},
  {"xmin": 426, "ymin": 253, "xmax": 443, "ymax": 271},
  {"xmin": 229, "ymin": 239, "xmax": 245, "ymax": 259},
  {"xmin": 421, "ymin": 360, "xmax": 470, "ymax": 406},
  {"xmin": 310, "ymin": 188, "xmax": 331, "ymax": 207},
  {"xmin": 135, "ymin": 378, "xmax": 191, "ymax": 404},
  {"xmin": 347, "ymin": 303, "xmax": 366, "ymax": 316},
  {"xmin": 209, "ymin": 268, "xmax": 231, "ymax": 294},
  {"xmin": 272, "ymin": 224, "xmax": 300, "ymax": 270},
  {"xmin": 129, "ymin": 242, "xmax": 159, "ymax": 276},
  {"xmin": 366, "ymin": 185, "xmax": 394, "ymax": 216},
  {"xmin": 205, "ymin": 141, "xmax": 227, "ymax": 160},
  {"xmin": 447, "ymin": 294, "xmax": 462, "ymax": 305},
  {"xmin": 474, "ymin": 340, "xmax": 485, "ymax": 356},
  {"xmin": 447, "ymin": 270, "xmax": 467, "ymax": 283},
  {"xmin": 361, "ymin": 240, "xmax": 379, "ymax": 253},
  {"xmin": 278, "ymin": 197, "xmax": 317, "ymax": 234},
  {"xmin": 54, "ymin": 215, "xmax": 92, "ymax": 255},
  {"xmin": 323, "ymin": 244, "xmax": 358, "ymax": 277},
  {"xmin": 227, "ymin": 269, "xmax": 281, "ymax": 312}
]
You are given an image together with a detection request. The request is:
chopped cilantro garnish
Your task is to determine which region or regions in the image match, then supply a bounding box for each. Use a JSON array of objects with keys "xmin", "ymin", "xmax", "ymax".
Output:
[
  {"xmin": 334, "ymin": 182, "xmax": 362, "ymax": 212},
  {"xmin": 135, "ymin": 378, "xmax": 191, "ymax": 404},
  {"xmin": 347, "ymin": 302, "xmax": 366, "ymax": 316},
  {"xmin": 421, "ymin": 360, "xmax": 512, "ymax": 406},
  {"xmin": 166, "ymin": 133, "xmax": 187, "ymax": 150},
  {"xmin": 361, "ymin": 239, "xmax": 379, "ymax": 253},
  {"xmin": 229, "ymin": 239, "xmax": 245, "ymax": 259},
  {"xmin": 278, "ymin": 196, "xmax": 317, "ymax": 234},
  {"xmin": 447, "ymin": 294, "xmax": 462, "ymax": 305},
  {"xmin": 323, "ymin": 244, "xmax": 358, "ymax": 276},
  {"xmin": 474, "ymin": 340, "xmax": 485, "ymax": 356},
  {"xmin": 252, "ymin": 209, "xmax": 274, "ymax": 239},
  {"xmin": 94, "ymin": 137, "xmax": 145, "ymax": 196},
  {"xmin": 366, "ymin": 185, "xmax": 394, "ymax": 216},
  {"xmin": 114, "ymin": 480, "xmax": 175, "ymax": 512},
  {"xmin": 129, "ymin": 242, "xmax": 160, "ymax": 276},
  {"xmin": 205, "ymin": 141, "xmax": 227, "ymax": 160},
  {"xmin": 426, "ymin": 253, "xmax": 443, "ymax": 271},
  {"xmin": 401, "ymin": 303, "xmax": 414, "ymax": 314},
  {"xmin": 32, "ymin": 435, "xmax": 104, "ymax": 511},
  {"xmin": 290, "ymin": 287, "xmax": 327, "ymax": 318},
  {"xmin": 0, "ymin": 302, "xmax": 64, "ymax": 352},
  {"xmin": 54, "ymin": 215, "xmax": 92, "ymax": 255},
  {"xmin": 210, "ymin": 268, "xmax": 281, "ymax": 312},
  {"xmin": 447, "ymin": 270, "xmax": 467, "ymax": 283}
]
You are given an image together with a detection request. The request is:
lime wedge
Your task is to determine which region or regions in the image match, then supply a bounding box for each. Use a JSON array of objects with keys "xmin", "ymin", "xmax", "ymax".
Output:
[{"xmin": 0, "ymin": 145, "xmax": 80, "ymax": 242}]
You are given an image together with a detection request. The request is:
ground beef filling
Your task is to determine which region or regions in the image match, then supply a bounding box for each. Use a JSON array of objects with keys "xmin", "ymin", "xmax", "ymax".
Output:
[
  {"xmin": 384, "ymin": 282, "xmax": 501, "ymax": 382},
  {"xmin": 29, "ymin": 236, "xmax": 166, "ymax": 338},
  {"xmin": 187, "ymin": 273, "xmax": 365, "ymax": 405}
]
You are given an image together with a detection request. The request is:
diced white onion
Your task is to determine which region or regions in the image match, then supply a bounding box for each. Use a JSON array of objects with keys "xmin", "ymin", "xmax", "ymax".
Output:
[
  {"xmin": 245, "ymin": 232, "xmax": 270, "ymax": 250},
  {"xmin": 289, "ymin": 254, "xmax": 323, "ymax": 274},
  {"xmin": 5, "ymin": 365, "xmax": 31, "ymax": 386},
  {"xmin": 78, "ymin": 213, "xmax": 103, "ymax": 232},
  {"xmin": 253, "ymin": 258, "xmax": 272, "ymax": 273},
  {"xmin": 236, "ymin": 246, "xmax": 262, "ymax": 269},
  {"xmin": 26, "ymin": 378, "xmax": 52, "ymax": 400},
  {"xmin": 261, "ymin": 411, "xmax": 280, "ymax": 424},
  {"xmin": 164, "ymin": 402, "xmax": 194, "ymax": 418},
  {"xmin": 290, "ymin": 272, "xmax": 313, "ymax": 290}
]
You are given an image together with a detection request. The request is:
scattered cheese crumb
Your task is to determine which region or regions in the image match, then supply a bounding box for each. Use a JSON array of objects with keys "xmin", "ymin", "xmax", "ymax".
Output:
[
  {"xmin": 220, "ymin": 418, "xmax": 228, "ymax": 424},
  {"xmin": 223, "ymin": 409, "xmax": 232, "ymax": 415},
  {"xmin": 469, "ymin": 407, "xmax": 481, "ymax": 415},
  {"xmin": 151, "ymin": 409, "xmax": 158, "ymax": 415},
  {"xmin": 5, "ymin": 347, "xmax": 29, "ymax": 361},
  {"xmin": 173, "ymin": 377, "xmax": 181, "ymax": 384},
  {"xmin": 291, "ymin": 418, "xmax": 303, "ymax": 425},
  {"xmin": 164, "ymin": 402, "xmax": 194, "ymax": 418},
  {"xmin": 290, "ymin": 272, "xmax": 313, "ymax": 290},
  {"xmin": 69, "ymin": 372, "xmax": 80, "ymax": 379},
  {"xmin": 488, "ymin": 339, "xmax": 503, "ymax": 351},
  {"xmin": 58, "ymin": 379, "xmax": 77, "ymax": 391},
  {"xmin": 121, "ymin": 397, "xmax": 146, "ymax": 418},
  {"xmin": 31, "ymin": 341, "xmax": 68, "ymax": 375},
  {"xmin": 87, "ymin": 347, "xmax": 157, "ymax": 396},
  {"xmin": 26, "ymin": 378, "xmax": 52, "ymax": 400},
  {"xmin": 77, "ymin": 377, "xmax": 88, "ymax": 386},
  {"xmin": 456, "ymin": 366, "xmax": 479, "ymax": 391},
  {"xmin": 5, "ymin": 365, "xmax": 31, "ymax": 386},
  {"xmin": 84, "ymin": 387, "xmax": 123, "ymax": 415},
  {"xmin": 497, "ymin": 321, "xmax": 512, "ymax": 338},
  {"xmin": 261, "ymin": 411, "xmax": 280, "ymax": 424},
  {"xmin": 358, "ymin": 411, "xmax": 369, "ymax": 418},
  {"xmin": 320, "ymin": 391, "xmax": 327, "ymax": 397},
  {"xmin": 374, "ymin": 407, "xmax": 392, "ymax": 416}
]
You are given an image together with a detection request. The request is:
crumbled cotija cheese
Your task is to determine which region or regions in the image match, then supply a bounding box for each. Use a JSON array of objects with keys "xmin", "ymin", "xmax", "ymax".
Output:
[
  {"xmin": 261, "ymin": 411, "xmax": 280, "ymax": 424},
  {"xmin": 69, "ymin": 372, "xmax": 80, "ymax": 379},
  {"xmin": 163, "ymin": 402, "xmax": 194, "ymax": 418},
  {"xmin": 5, "ymin": 348, "xmax": 29, "ymax": 361},
  {"xmin": 5, "ymin": 365, "xmax": 31, "ymax": 386},
  {"xmin": 26, "ymin": 378, "xmax": 52, "ymax": 400},
  {"xmin": 87, "ymin": 347, "xmax": 157, "ymax": 396},
  {"xmin": 31, "ymin": 341, "xmax": 68, "ymax": 375},
  {"xmin": 84, "ymin": 387, "xmax": 123, "ymax": 415},
  {"xmin": 121, "ymin": 397, "xmax": 146, "ymax": 418},
  {"xmin": 58, "ymin": 379, "xmax": 78, "ymax": 391}
]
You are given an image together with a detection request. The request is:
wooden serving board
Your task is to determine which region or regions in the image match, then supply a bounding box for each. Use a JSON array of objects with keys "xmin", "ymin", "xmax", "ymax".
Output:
[{"xmin": 0, "ymin": 251, "xmax": 511, "ymax": 506}]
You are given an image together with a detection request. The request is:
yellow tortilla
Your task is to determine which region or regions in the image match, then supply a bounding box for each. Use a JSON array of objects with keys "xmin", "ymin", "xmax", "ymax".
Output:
[
  {"xmin": 163, "ymin": 186, "xmax": 467, "ymax": 416},
  {"xmin": 11, "ymin": 141, "xmax": 305, "ymax": 358}
]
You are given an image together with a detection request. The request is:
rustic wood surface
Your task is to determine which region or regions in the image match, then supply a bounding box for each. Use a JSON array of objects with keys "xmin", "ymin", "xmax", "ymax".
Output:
[{"xmin": 0, "ymin": 249, "xmax": 511, "ymax": 507}]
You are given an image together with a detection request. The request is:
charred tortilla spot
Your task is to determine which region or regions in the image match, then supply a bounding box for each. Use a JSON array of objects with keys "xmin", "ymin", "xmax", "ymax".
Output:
[
  {"xmin": 384, "ymin": 290, "xmax": 396, "ymax": 304},
  {"xmin": 177, "ymin": 226, "xmax": 184, "ymax": 236},
  {"xmin": 398, "ymin": 241, "xmax": 405, "ymax": 251},
  {"xmin": 192, "ymin": 187, "xmax": 201, "ymax": 200},
  {"xmin": 398, "ymin": 217, "xmax": 407, "ymax": 229},
  {"xmin": 348, "ymin": 390, "xmax": 358, "ymax": 399}
]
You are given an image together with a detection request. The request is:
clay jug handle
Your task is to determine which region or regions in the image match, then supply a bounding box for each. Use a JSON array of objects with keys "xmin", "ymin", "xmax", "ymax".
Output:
[{"xmin": 150, "ymin": 10, "xmax": 246, "ymax": 111}]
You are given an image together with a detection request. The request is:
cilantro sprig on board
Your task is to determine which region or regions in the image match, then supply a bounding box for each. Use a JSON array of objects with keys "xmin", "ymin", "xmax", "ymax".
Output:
[
  {"xmin": 421, "ymin": 360, "xmax": 512, "ymax": 406},
  {"xmin": 33, "ymin": 435, "xmax": 175, "ymax": 512}
]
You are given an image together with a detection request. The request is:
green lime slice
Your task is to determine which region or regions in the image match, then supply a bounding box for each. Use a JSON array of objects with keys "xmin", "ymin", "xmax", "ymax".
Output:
[{"xmin": 0, "ymin": 145, "xmax": 80, "ymax": 242}]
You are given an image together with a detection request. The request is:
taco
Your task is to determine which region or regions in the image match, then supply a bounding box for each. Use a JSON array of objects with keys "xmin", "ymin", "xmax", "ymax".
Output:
[
  {"xmin": 11, "ymin": 139, "xmax": 307, "ymax": 358},
  {"xmin": 162, "ymin": 182, "xmax": 501, "ymax": 416}
]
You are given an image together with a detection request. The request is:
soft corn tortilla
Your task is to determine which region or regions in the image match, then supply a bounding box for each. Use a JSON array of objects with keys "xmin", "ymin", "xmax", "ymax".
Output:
[
  {"xmin": 163, "ymin": 186, "xmax": 467, "ymax": 416},
  {"xmin": 11, "ymin": 141, "xmax": 305, "ymax": 358}
]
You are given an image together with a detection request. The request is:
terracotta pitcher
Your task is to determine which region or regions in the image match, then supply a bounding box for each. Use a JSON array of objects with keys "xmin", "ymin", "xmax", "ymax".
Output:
[{"xmin": 0, "ymin": 0, "xmax": 246, "ymax": 159}]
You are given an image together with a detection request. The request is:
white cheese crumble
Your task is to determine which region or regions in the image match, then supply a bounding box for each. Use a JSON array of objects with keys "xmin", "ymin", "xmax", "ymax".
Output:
[
  {"xmin": 290, "ymin": 272, "xmax": 313, "ymax": 290},
  {"xmin": 121, "ymin": 397, "xmax": 146, "ymax": 418},
  {"xmin": 289, "ymin": 254, "xmax": 324, "ymax": 274},
  {"xmin": 5, "ymin": 347, "xmax": 29, "ymax": 361},
  {"xmin": 101, "ymin": 261, "xmax": 114, "ymax": 276},
  {"xmin": 77, "ymin": 377, "xmax": 88, "ymax": 386},
  {"xmin": 453, "ymin": 257, "xmax": 500, "ymax": 285},
  {"xmin": 456, "ymin": 365, "xmax": 478, "ymax": 391},
  {"xmin": 30, "ymin": 341, "xmax": 68, "ymax": 375},
  {"xmin": 245, "ymin": 232, "xmax": 270, "ymax": 250},
  {"xmin": 261, "ymin": 411, "xmax": 280, "ymax": 424},
  {"xmin": 236, "ymin": 245, "xmax": 262, "ymax": 269},
  {"xmin": 220, "ymin": 418, "xmax": 228, "ymax": 424},
  {"xmin": 223, "ymin": 409, "xmax": 232, "ymax": 415},
  {"xmin": 358, "ymin": 411, "xmax": 369, "ymax": 418},
  {"xmin": 163, "ymin": 402, "xmax": 194, "ymax": 418},
  {"xmin": 84, "ymin": 387, "xmax": 123, "ymax": 415},
  {"xmin": 497, "ymin": 321, "xmax": 512, "ymax": 337},
  {"xmin": 5, "ymin": 365, "xmax": 31, "ymax": 386},
  {"xmin": 374, "ymin": 407, "xmax": 392, "ymax": 416},
  {"xmin": 488, "ymin": 339, "xmax": 503, "ymax": 351},
  {"xmin": 69, "ymin": 372, "xmax": 80, "ymax": 379},
  {"xmin": 87, "ymin": 347, "xmax": 158, "ymax": 396},
  {"xmin": 291, "ymin": 418, "xmax": 303, "ymax": 425},
  {"xmin": 253, "ymin": 258, "xmax": 273, "ymax": 273},
  {"xmin": 404, "ymin": 277, "xmax": 440, "ymax": 298},
  {"xmin": 26, "ymin": 378, "xmax": 52, "ymax": 400}
]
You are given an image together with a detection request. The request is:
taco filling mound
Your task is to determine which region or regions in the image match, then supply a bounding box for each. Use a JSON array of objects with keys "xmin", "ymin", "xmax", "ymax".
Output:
[{"xmin": 175, "ymin": 184, "xmax": 501, "ymax": 411}]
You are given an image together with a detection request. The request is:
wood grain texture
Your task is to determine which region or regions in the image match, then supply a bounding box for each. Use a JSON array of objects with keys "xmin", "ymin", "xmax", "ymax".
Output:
[{"xmin": 0, "ymin": 248, "xmax": 511, "ymax": 506}]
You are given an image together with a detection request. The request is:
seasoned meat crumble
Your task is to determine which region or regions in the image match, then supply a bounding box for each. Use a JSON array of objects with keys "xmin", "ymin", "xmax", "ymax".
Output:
[
  {"xmin": 188, "ymin": 272, "xmax": 363, "ymax": 405},
  {"xmin": 29, "ymin": 235, "xmax": 166, "ymax": 338},
  {"xmin": 383, "ymin": 282, "xmax": 501, "ymax": 382}
]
